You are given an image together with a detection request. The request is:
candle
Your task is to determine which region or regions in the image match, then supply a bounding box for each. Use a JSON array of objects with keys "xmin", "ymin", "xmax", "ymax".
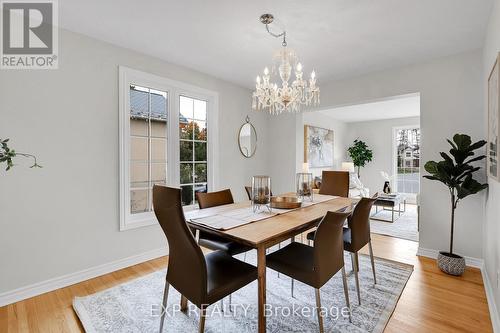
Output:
[{"xmin": 302, "ymin": 162, "xmax": 309, "ymax": 173}]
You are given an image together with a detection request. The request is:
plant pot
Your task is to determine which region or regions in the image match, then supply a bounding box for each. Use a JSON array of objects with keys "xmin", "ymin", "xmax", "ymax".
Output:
[{"xmin": 437, "ymin": 251, "xmax": 465, "ymax": 276}]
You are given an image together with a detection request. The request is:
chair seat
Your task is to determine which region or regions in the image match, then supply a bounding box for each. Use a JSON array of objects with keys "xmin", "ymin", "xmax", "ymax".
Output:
[
  {"xmin": 266, "ymin": 242, "xmax": 318, "ymax": 287},
  {"xmin": 198, "ymin": 232, "xmax": 251, "ymax": 255},
  {"xmin": 205, "ymin": 251, "xmax": 257, "ymax": 304}
]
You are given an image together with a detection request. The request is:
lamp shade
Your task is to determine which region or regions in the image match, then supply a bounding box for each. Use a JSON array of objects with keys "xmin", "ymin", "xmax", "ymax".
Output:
[{"xmin": 341, "ymin": 162, "xmax": 355, "ymax": 173}]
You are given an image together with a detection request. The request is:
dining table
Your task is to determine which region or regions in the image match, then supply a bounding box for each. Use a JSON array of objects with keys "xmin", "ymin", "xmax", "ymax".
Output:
[{"xmin": 184, "ymin": 193, "xmax": 354, "ymax": 333}]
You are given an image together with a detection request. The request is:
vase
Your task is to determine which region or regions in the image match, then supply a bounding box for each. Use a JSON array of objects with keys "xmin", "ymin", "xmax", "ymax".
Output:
[
  {"xmin": 383, "ymin": 181, "xmax": 391, "ymax": 194},
  {"xmin": 437, "ymin": 251, "xmax": 465, "ymax": 276}
]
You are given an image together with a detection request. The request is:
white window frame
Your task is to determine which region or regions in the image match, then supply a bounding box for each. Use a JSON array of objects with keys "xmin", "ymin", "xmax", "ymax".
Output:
[{"xmin": 119, "ymin": 66, "xmax": 219, "ymax": 231}]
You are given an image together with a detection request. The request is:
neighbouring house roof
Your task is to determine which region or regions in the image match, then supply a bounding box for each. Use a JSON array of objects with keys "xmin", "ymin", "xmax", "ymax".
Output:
[{"xmin": 129, "ymin": 87, "xmax": 188, "ymax": 123}]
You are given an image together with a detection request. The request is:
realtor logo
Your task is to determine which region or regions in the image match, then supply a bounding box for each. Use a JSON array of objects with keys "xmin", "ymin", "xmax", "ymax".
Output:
[{"xmin": 1, "ymin": 0, "xmax": 58, "ymax": 69}]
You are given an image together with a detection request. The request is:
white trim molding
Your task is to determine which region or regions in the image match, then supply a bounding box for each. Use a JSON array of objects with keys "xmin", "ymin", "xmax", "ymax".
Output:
[
  {"xmin": 0, "ymin": 247, "xmax": 168, "ymax": 307},
  {"xmin": 482, "ymin": 266, "xmax": 500, "ymax": 332},
  {"xmin": 417, "ymin": 247, "xmax": 484, "ymax": 268}
]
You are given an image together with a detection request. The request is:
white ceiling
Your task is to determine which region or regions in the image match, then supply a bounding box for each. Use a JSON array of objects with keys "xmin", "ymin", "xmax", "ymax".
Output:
[
  {"xmin": 317, "ymin": 94, "xmax": 420, "ymax": 122},
  {"xmin": 58, "ymin": 0, "xmax": 493, "ymax": 88}
]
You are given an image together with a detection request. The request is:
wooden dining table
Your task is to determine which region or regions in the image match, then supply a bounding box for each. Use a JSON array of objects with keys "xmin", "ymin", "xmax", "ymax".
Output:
[{"xmin": 185, "ymin": 195, "xmax": 353, "ymax": 333}]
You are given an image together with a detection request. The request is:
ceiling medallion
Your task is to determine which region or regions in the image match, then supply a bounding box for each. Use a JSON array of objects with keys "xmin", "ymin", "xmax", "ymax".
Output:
[{"xmin": 252, "ymin": 14, "xmax": 320, "ymax": 115}]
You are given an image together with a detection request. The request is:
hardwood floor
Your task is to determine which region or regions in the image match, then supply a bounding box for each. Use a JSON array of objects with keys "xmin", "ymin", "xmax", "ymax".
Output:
[{"xmin": 0, "ymin": 233, "xmax": 493, "ymax": 332}]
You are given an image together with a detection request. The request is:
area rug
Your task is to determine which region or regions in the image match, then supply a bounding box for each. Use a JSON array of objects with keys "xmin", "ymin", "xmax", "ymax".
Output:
[
  {"xmin": 73, "ymin": 252, "xmax": 412, "ymax": 333},
  {"xmin": 370, "ymin": 204, "xmax": 419, "ymax": 242}
]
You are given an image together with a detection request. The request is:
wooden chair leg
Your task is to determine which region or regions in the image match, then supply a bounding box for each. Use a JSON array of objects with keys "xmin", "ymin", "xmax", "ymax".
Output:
[
  {"xmin": 369, "ymin": 241, "xmax": 377, "ymax": 284},
  {"xmin": 354, "ymin": 252, "xmax": 361, "ymax": 305},
  {"xmin": 159, "ymin": 281, "xmax": 170, "ymax": 333},
  {"xmin": 341, "ymin": 267, "xmax": 352, "ymax": 323},
  {"xmin": 199, "ymin": 306, "xmax": 206, "ymax": 333},
  {"xmin": 180, "ymin": 295, "xmax": 188, "ymax": 312},
  {"xmin": 315, "ymin": 288, "xmax": 325, "ymax": 333}
]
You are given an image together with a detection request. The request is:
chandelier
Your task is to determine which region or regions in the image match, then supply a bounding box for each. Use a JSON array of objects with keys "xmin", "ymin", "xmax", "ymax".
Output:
[{"xmin": 252, "ymin": 14, "xmax": 320, "ymax": 115}]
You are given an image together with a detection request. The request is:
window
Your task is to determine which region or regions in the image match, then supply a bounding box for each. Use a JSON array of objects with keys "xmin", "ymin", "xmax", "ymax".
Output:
[
  {"xmin": 394, "ymin": 126, "xmax": 420, "ymax": 196},
  {"xmin": 119, "ymin": 67, "xmax": 218, "ymax": 230},
  {"xmin": 179, "ymin": 96, "xmax": 208, "ymax": 206},
  {"xmin": 129, "ymin": 85, "xmax": 167, "ymax": 214}
]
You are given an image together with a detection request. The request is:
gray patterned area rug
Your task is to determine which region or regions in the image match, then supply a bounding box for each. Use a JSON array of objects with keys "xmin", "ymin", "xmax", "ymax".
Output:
[
  {"xmin": 369, "ymin": 205, "xmax": 419, "ymax": 242},
  {"xmin": 73, "ymin": 253, "xmax": 412, "ymax": 333}
]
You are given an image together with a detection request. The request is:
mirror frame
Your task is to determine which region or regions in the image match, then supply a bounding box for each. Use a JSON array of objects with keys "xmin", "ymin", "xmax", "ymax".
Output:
[{"xmin": 238, "ymin": 116, "xmax": 257, "ymax": 158}]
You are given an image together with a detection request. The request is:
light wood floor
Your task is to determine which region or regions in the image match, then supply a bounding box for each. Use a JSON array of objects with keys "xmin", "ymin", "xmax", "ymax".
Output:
[{"xmin": 0, "ymin": 233, "xmax": 492, "ymax": 332}]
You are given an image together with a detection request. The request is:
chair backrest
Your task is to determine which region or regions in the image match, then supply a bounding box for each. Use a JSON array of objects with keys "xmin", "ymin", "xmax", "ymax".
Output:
[
  {"xmin": 153, "ymin": 185, "xmax": 207, "ymax": 305},
  {"xmin": 349, "ymin": 196, "xmax": 377, "ymax": 251},
  {"xmin": 196, "ymin": 189, "xmax": 234, "ymax": 209},
  {"xmin": 244, "ymin": 186, "xmax": 252, "ymax": 200},
  {"xmin": 318, "ymin": 171, "xmax": 350, "ymax": 197},
  {"xmin": 313, "ymin": 210, "xmax": 351, "ymax": 287}
]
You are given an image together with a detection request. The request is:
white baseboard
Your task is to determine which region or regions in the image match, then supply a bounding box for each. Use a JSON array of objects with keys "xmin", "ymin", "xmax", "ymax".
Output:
[
  {"xmin": 482, "ymin": 266, "xmax": 500, "ymax": 332},
  {"xmin": 418, "ymin": 246, "xmax": 500, "ymax": 332},
  {"xmin": 416, "ymin": 246, "xmax": 484, "ymax": 268},
  {"xmin": 0, "ymin": 247, "xmax": 168, "ymax": 307}
]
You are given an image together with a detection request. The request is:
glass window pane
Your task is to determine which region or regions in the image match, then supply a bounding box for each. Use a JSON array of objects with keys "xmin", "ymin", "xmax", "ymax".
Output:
[
  {"xmin": 131, "ymin": 189, "xmax": 149, "ymax": 213},
  {"xmin": 181, "ymin": 185, "xmax": 193, "ymax": 206},
  {"xmin": 151, "ymin": 138, "xmax": 166, "ymax": 162},
  {"xmin": 151, "ymin": 163, "xmax": 167, "ymax": 183},
  {"xmin": 179, "ymin": 122, "xmax": 191, "ymax": 140},
  {"xmin": 151, "ymin": 120, "xmax": 167, "ymax": 138},
  {"xmin": 130, "ymin": 162, "xmax": 148, "ymax": 187},
  {"xmin": 194, "ymin": 121, "xmax": 207, "ymax": 141},
  {"xmin": 180, "ymin": 163, "xmax": 193, "ymax": 184},
  {"xmin": 150, "ymin": 89, "xmax": 167, "ymax": 121},
  {"xmin": 193, "ymin": 99, "xmax": 207, "ymax": 120},
  {"xmin": 130, "ymin": 118, "xmax": 148, "ymax": 136},
  {"xmin": 130, "ymin": 85, "xmax": 149, "ymax": 119},
  {"xmin": 194, "ymin": 163, "xmax": 207, "ymax": 182},
  {"xmin": 195, "ymin": 142, "xmax": 207, "ymax": 161},
  {"xmin": 180, "ymin": 96, "xmax": 193, "ymax": 120},
  {"xmin": 180, "ymin": 141, "xmax": 193, "ymax": 161},
  {"xmin": 131, "ymin": 137, "xmax": 148, "ymax": 161}
]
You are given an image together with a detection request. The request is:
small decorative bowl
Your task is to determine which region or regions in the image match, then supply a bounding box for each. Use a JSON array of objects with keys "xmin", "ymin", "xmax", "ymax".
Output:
[{"xmin": 270, "ymin": 196, "xmax": 302, "ymax": 209}]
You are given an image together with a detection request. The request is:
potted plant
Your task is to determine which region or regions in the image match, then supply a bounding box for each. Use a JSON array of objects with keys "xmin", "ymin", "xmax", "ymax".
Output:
[
  {"xmin": 1, "ymin": 138, "xmax": 41, "ymax": 171},
  {"xmin": 423, "ymin": 134, "xmax": 488, "ymax": 276},
  {"xmin": 347, "ymin": 139, "xmax": 373, "ymax": 177}
]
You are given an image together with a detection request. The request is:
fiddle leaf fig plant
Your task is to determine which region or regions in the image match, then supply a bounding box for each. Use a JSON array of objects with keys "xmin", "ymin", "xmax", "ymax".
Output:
[
  {"xmin": 1, "ymin": 138, "xmax": 42, "ymax": 171},
  {"xmin": 347, "ymin": 139, "xmax": 373, "ymax": 177},
  {"xmin": 423, "ymin": 134, "xmax": 488, "ymax": 255}
]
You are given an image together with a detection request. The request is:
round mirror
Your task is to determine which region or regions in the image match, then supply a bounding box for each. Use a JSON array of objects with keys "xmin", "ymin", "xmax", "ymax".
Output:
[{"xmin": 238, "ymin": 118, "xmax": 257, "ymax": 158}]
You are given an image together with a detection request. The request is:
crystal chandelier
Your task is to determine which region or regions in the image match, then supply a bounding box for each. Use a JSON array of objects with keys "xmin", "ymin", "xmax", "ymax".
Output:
[{"xmin": 252, "ymin": 14, "xmax": 320, "ymax": 115}]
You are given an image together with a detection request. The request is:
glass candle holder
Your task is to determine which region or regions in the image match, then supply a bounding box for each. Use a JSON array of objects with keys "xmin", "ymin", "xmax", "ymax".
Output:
[
  {"xmin": 251, "ymin": 175, "xmax": 272, "ymax": 212},
  {"xmin": 296, "ymin": 173, "xmax": 313, "ymax": 201}
]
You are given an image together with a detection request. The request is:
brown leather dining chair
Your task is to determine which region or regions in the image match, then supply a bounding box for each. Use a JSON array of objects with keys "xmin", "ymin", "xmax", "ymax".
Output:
[
  {"xmin": 318, "ymin": 170, "xmax": 350, "ymax": 197},
  {"xmin": 266, "ymin": 211, "xmax": 353, "ymax": 332},
  {"xmin": 153, "ymin": 185, "xmax": 258, "ymax": 333},
  {"xmin": 195, "ymin": 189, "xmax": 251, "ymax": 256},
  {"xmin": 343, "ymin": 196, "xmax": 378, "ymax": 305}
]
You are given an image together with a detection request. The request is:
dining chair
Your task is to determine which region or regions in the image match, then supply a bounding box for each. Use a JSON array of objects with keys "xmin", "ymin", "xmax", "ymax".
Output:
[
  {"xmin": 342, "ymin": 196, "xmax": 378, "ymax": 305},
  {"xmin": 266, "ymin": 211, "xmax": 353, "ymax": 332},
  {"xmin": 245, "ymin": 185, "xmax": 273, "ymax": 200},
  {"xmin": 153, "ymin": 185, "xmax": 258, "ymax": 333},
  {"xmin": 195, "ymin": 189, "xmax": 251, "ymax": 256},
  {"xmin": 318, "ymin": 170, "xmax": 350, "ymax": 197}
]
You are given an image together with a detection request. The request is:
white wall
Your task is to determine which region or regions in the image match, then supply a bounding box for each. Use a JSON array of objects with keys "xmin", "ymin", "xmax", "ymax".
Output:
[
  {"xmin": 483, "ymin": 0, "xmax": 500, "ymax": 323},
  {"xmin": 301, "ymin": 112, "xmax": 349, "ymax": 177},
  {"xmin": 269, "ymin": 50, "xmax": 485, "ymax": 258},
  {"xmin": 344, "ymin": 117, "xmax": 420, "ymax": 195},
  {"xmin": 0, "ymin": 29, "xmax": 268, "ymax": 294}
]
